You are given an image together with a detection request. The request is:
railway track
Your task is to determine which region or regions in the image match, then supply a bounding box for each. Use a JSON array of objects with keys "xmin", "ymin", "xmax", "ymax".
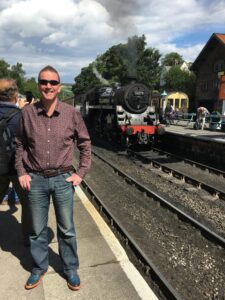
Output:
[
  {"xmin": 152, "ymin": 147, "xmax": 225, "ymax": 178},
  {"xmin": 78, "ymin": 148, "xmax": 225, "ymax": 299},
  {"xmin": 92, "ymin": 150, "xmax": 225, "ymax": 247},
  {"xmin": 81, "ymin": 180, "xmax": 182, "ymax": 300},
  {"xmin": 127, "ymin": 147, "xmax": 225, "ymax": 200}
]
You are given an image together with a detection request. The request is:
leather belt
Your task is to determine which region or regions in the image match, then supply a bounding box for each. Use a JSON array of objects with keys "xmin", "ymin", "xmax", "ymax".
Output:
[{"xmin": 30, "ymin": 166, "xmax": 74, "ymax": 178}]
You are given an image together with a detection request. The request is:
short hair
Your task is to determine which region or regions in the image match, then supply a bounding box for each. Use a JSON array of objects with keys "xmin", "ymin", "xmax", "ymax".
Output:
[
  {"xmin": 38, "ymin": 65, "xmax": 60, "ymax": 82},
  {"xmin": 0, "ymin": 78, "xmax": 18, "ymax": 102}
]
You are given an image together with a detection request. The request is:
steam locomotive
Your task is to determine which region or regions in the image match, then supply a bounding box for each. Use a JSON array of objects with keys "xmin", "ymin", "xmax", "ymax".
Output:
[{"xmin": 78, "ymin": 80, "xmax": 164, "ymax": 146}]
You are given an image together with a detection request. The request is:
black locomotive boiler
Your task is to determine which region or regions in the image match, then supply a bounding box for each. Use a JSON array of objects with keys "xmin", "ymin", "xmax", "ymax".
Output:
[{"xmin": 79, "ymin": 81, "xmax": 164, "ymax": 146}]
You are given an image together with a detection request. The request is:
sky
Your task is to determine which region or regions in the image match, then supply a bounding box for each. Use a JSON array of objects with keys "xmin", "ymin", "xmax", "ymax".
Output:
[{"xmin": 0, "ymin": 0, "xmax": 225, "ymax": 83}]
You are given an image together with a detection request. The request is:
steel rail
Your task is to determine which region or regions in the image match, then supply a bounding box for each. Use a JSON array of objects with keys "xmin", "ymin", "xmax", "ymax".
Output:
[
  {"xmin": 81, "ymin": 179, "xmax": 182, "ymax": 300},
  {"xmin": 92, "ymin": 150, "xmax": 225, "ymax": 248},
  {"xmin": 127, "ymin": 148, "xmax": 225, "ymax": 200},
  {"xmin": 151, "ymin": 146, "xmax": 225, "ymax": 177}
]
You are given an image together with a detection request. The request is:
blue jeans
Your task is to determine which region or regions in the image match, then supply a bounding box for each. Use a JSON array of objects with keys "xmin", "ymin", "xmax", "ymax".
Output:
[{"xmin": 28, "ymin": 172, "xmax": 79, "ymax": 277}]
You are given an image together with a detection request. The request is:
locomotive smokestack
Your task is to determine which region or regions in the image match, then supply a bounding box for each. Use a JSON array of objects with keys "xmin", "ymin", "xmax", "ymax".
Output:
[{"xmin": 127, "ymin": 75, "xmax": 137, "ymax": 84}]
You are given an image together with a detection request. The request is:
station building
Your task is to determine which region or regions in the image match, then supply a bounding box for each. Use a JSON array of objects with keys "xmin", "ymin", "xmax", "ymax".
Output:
[{"xmin": 191, "ymin": 33, "xmax": 225, "ymax": 113}]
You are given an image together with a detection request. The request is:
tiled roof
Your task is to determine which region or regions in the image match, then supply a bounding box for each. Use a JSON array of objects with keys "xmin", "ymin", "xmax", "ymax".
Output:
[
  {"xmin": 215, "ymin": 33, "xmax": 225, "ymax": 44},
  {"xmin": 191, "ymin": 33, "xmax": 225, "ymax": 71}
]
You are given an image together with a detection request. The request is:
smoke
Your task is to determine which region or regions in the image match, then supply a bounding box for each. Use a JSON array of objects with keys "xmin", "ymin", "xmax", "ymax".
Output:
[
  {"xmin": 92, "ymin": 63, "xmax": 109, "ymax": 85},
  {"xmin": 94, "ymin": 1, "xmax": 141, "ymax": 79},
  {"xmin": 95, "ymin": 0, "xmax": 139, "ymax": 36}
]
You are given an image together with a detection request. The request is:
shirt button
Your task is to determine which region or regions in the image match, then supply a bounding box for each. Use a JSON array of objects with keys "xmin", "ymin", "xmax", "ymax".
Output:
[
  {"xmin": 47, "ymin": 151, "xmax": 50, "ymax": 154},
  {"xmin": 48, "ymin": 128, "xmax": 51, "ymax": 131},
  {"xmin": 48, "ymin": 140, "xmax": 50, "ymax": 142},
  {"xmin": 47, "ymin": 162, "xmax": 49, "ymax": 165}
]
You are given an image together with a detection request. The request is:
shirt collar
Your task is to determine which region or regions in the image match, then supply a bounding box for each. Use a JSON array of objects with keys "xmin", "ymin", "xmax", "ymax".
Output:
[{"xmin": 36, "ymin": 99, "xmax": 61, "ymax": 115}]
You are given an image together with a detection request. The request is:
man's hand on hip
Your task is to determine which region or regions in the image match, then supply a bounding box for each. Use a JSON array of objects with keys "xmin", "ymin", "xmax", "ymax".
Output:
[
  {"xmin": 19, "ymin": 174, "xmax": 32, "ymax": 191},
  {"xmin": 66, "ymin": 173, "xmax": 82, "ymax": 186}
]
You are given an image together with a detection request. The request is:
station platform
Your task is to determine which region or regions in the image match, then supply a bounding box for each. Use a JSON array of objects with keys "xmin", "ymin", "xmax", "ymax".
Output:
[
  {"xmin": 165, "ymin": 122, "xmax": 225, "ymax": 144},
  {"xmin": 0, "ymin": 187, "xmax": 158, "ymax": 300}
]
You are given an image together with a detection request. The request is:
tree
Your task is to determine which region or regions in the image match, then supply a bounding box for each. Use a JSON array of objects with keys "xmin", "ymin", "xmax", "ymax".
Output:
[
  {"xmin": 0, "ymin": 59, "xmax": 10, "ymax": 78},
  {"xmin": 72, "ymin": 64, "xmax": 101, "ymax": 95},
  {"xmin": 161, "ymin": 52, "xmax": 184, "ymax": 67},
  {"xmin": 137, "ymin": 47, "xmax": 161, "ymax": 89},
  {"xmin": 95, "ymin": 45, "xmax": 127, "ymax": 84},
  {"xmin": 59, "ymin": 84, "xmax": 74, "ymax": 101},
  {"xmin": 10, "ymin": 62, "xmax": 26, "ymax": 92},
  {"xmin": 23, "ymin": 77, "xmax": 39, "ymax": 99},
  {"xmin": 164, "ymin": 66, "xmax": 196, "ymax": 98},
  {"xmin": 72, "ymin": 35, "xmax": 162, "ymax": 93},
  {"xmin": 0, "ymin": 59, "xmax": 27, "ymax": 93}
]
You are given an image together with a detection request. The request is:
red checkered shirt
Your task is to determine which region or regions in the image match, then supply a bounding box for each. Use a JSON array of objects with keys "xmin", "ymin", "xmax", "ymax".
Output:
[{"xmin": 15, "ymin": 100, "xmax": 91, "ymax": 179}]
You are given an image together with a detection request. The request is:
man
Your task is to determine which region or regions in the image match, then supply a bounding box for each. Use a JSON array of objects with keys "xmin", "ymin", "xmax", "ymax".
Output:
[
  {"xmin": 15, "ymin": 65, "xmax": 91, "ymax": 291},
  {"xmin": 0, "ymin": 78, "xmax": 30, "ymax": 245},
  {"xmin": 197, "ymin": 106, "xmax": 209, "ymax": 130}
]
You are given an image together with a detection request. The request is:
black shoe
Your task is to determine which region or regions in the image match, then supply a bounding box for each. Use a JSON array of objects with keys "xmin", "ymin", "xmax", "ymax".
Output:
[
  {"xmin": 67, "ymin": 274, "xmax": 81, "ymax": 291},
  {"xmin": 25, "ymin": 273, "xmax": 45, "ymax": 289}
]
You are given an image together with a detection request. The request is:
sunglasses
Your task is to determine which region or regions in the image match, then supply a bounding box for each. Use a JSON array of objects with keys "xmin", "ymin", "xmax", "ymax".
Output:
[{"xmin": 38, "ymin": 79, "xmax": 60, "ymax": 86}]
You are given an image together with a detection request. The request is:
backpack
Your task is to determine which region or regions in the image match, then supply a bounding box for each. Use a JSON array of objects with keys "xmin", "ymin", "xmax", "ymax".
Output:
[{"xmin": 0, "ymin": 108, "xmax": 19, "ymax": 175}]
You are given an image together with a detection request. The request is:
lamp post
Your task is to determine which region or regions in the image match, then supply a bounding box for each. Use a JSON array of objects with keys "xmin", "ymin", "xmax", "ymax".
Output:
[{"xmin": 161, "ymin": 90, "xmax": 167, "ymax": 118}]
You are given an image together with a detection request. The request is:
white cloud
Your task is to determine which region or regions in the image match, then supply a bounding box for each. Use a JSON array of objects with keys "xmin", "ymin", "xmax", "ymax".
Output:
[{"xmin": 0, "ymin": 0, "xmax": 225, "ymax": 82}]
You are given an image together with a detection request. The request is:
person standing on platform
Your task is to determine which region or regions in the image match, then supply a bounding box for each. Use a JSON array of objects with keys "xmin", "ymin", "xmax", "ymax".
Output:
[
  {"xmin": 197, "ymin": 106, "xmax": 209, "ymax": 130},
  {"xmin": 0, "ymin": 78, "xmax": 30, "ymax": 246},
  {"xmin": 15, "ymin": 65, "xmax": 91, "ymax": 291}
]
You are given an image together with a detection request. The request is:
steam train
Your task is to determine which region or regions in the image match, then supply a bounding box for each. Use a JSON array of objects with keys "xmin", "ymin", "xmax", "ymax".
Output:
[{"xmin": 77, "ymin": 80, "xmax": 164, "ymax": 146}]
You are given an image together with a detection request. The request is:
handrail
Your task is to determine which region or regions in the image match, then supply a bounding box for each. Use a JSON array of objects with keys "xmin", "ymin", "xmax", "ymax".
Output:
[{"xmin": 173, "ymin": 112, "xmax": 196, "ymax": 125}]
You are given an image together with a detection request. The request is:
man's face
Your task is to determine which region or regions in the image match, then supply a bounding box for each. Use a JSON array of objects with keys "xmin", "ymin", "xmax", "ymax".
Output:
[{"xmin": 38, "ymin": 70, "xmax": 61, "ymax": 102}]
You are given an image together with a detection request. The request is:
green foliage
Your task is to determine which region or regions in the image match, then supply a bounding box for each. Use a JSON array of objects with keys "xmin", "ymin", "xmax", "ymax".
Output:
[
  {"xmin": 72, "ymin": 35, "xmax": 162, "ymax": 94},
  {"xmin": 0, "ymin": 59, "xmax": 26, "ymax": 93},
  {"xmin": 96, "ymin": 45, "xmax": 127, "ymax": 83},
  {"xmin": 59, "ymin": 84, "xmax": 74, "ymax": 101},
  {"xmin": 137, "ymin": 47, "xmax": 161, "ymax": 89},
  {"xmin": 72, "ymin": 64, "xmax": 101, "ymax": 95},
  {"xmin": 161, "ymin": 52, "xmax": 184, "ymax": 67},
  {"xmin": 0, "ymin": 59, "xmax": 10, "ymax": 77},
  {"xmin": 0, "ymin": 59, "xmax": 40, "ymax": 98},
  {"xmin": 23, "ymin": 77, "xmax": 39, "ymax": 99},
  {"xmin": 10, "ymin": 62, "xmax": 26, "ymax": 92},
  {"xmin": 164, "ymin": 66, "xmax": 196, "ymax": 98}
]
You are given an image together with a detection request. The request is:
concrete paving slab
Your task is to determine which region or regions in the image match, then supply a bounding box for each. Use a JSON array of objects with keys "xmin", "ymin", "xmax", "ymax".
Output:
[
  {"xmin": 0, "ymin": 187, "xmax": 158, "ymax": 300},
  {"xmin": 0, "ymin": 205, "xmax": 44, "ymax": 300},
  {"xmin": 48, "ymin": 232, "xmax": 119, "ymax": 274},
  {"xmin": 43, "ymin": 263, "xmax": 141, "ymax": 300},
  {"xmin": 166, "ymin": 124, "xmax": 225, "ymax": 142}
]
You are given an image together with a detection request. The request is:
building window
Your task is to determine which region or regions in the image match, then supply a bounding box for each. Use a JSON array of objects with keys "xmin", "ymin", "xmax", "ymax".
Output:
[
  {"xmin": 175, "ymin": 98, "xmax": 179, "ymax": 109},
  {"xmin": 167, "ymin": 98, "xmax": 173, "ymax": 106},
  {"xmin": 212, "ymin": 79, "xmax": 219, "ymax": 90},
  {"xmin": 213, "ymin": 59, "xmax": 225, "ymax": 72},
  {"xmin": 201, "ymin": 82, "xmax": 208, "ymax": 92},
  {"xmin": 181, "ymin": 99, "xmax": 188, "ymax": 108}
]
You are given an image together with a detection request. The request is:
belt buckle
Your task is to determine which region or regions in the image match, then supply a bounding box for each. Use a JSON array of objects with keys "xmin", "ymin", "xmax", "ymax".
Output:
[{"xmin": 43, "ymin": 169, "xmax": 56, "ymax": 177}]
